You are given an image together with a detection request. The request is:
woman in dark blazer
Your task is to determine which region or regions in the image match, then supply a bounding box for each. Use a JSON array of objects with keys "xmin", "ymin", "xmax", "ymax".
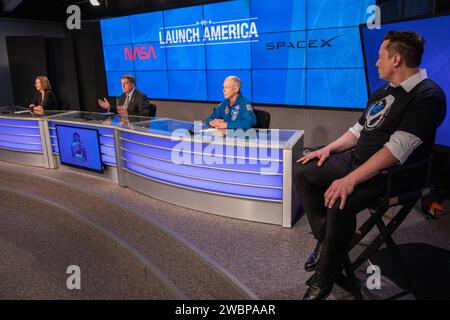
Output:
[{"xmin": 29, "ymin": 75, "xmax": 57, "ymax": 113}]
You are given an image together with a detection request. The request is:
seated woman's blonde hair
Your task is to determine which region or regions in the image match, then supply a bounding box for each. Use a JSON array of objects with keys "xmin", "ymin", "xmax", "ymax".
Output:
[{"xmin": 36, "ymin": 75, "xmax": 51, "ymax": 90}]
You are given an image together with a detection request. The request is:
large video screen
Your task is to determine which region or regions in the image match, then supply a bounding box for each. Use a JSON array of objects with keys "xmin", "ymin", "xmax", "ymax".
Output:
[
  {"xmin": 361, "ymin": 14, "xmax": 450, "ymax": 148},
  {"xmin": 101, "ymin": 0, "xmax": 375, "ymax": 108},
  {"xmin": 55, "ymin": 124, "xmax": 104, "ymax": 173}
]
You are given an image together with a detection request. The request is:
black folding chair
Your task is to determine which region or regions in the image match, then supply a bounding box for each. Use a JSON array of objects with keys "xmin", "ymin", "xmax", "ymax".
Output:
[{"xmin": 339, "ymin": 157, "xmax": 434, "ymax": 300}]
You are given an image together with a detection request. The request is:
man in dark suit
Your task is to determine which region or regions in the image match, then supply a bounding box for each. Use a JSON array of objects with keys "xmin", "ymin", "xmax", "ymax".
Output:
[{"xmin": 98, "ymin": 75, "xmax": 156, "ymax": 117}]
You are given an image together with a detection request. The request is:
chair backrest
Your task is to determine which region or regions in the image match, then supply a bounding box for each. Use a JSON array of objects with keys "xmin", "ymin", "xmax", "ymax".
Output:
[
  {"xmin": 57, "ymin": 99, "xmax": 71, "ymax": 110},
  {"xmin": 254, "ymin": 109, "xmax": 271, "ymax": 129},
  {"xmin": 149, "ymin": 103, "xmax": 157, "ymax": 117}
]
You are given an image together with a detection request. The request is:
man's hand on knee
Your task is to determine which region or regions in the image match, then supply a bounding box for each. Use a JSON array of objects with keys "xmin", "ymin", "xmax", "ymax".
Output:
[
  {"xmin": 297, "ymin": 146, "xmax": 331, "ymax": 167},
  {"xmin": 324, "ymin": 176, "xmax": 356, "ymax": 209}
]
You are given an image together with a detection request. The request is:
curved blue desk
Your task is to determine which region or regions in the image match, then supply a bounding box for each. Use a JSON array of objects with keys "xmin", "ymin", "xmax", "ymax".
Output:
[{"xmin": 0, "ymin": 107, "xmax": 303, "ymax": 227}]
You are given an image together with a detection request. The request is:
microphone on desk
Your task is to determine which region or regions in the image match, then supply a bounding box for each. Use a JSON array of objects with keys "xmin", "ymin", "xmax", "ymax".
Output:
[
  {"xmin": 14, "ymin": 110, "xmax": 32, "ymax": 114},
  {"xmin": 189, "ymin": 124, "xmax": 195, "ymax": 135},
  {"xmin": 12, "ymin": 99, "xmax": 33, "ymax": 114}
]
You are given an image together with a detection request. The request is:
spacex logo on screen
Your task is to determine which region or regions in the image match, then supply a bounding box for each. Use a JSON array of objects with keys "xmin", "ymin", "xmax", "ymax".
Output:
[
  {"xmin": 158, "ymin": 18, "xmax": 259, "ymax": 48},
  {"xmin": 124, "ymin": 45, "xmax": 157, "ymax": 60},
  {"xmin": 266, "ymin": 35, "xmax": 342, "ymax": 50}
]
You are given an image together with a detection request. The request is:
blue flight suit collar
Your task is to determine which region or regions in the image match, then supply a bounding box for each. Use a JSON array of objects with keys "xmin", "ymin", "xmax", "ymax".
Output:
[{"xmin": 226, "ymin": 94, "xmax": 243, "ymax": 106}]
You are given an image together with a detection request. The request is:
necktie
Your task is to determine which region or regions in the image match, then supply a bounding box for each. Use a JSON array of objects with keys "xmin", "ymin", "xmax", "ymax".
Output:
[{"xmin": 124, "ymin": 95, "xmax": 130, "ymax": 110}]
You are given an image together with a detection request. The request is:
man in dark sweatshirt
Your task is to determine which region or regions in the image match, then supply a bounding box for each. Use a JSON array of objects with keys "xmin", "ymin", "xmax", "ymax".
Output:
[{"xmin": 294, "ymin": 30, "xmax": 447, "ymax": 300}]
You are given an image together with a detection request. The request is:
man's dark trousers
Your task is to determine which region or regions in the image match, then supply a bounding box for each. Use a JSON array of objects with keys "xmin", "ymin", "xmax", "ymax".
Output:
[{"xmin": 293, "ymin": 151, "xmax": 387, "ymax": 279}]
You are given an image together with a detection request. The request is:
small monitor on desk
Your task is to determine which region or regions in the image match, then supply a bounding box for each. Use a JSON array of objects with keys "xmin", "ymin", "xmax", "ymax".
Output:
[{"xmin": 55, "ymin": 124, "xmax": 104, "ymax": 173}]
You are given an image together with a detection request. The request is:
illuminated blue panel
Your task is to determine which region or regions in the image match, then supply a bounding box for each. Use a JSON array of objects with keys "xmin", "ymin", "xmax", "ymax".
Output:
[
  {"xmin": 50, "ymin": 128, "xmax": 58, "ymax": 153},
  {"xmin": 306, "ymin": 27, "xmax": 363, "ymax": 68},
  {"xmin": 0, "ymin": 119, "xmax": 39, "ymax": 127},
  {"xmin": 100, "ymin": 16, "xmax": 131, "ymax": 45},
  {"xmin": 99, "ymin": 135, "xmax": 115, "ymax": 146},
  {"xmin": 0, "ymin": 141, "xmax": 42, "ymax": 152},
  {"xmin": 122, "ymin": 132, "xmax": 194, "ymax": 151},
  {"xmin": 168, "ymin": 71, "xmax": 207, "ymax": 100},
  {"xmin": 0, "ymin": 126, "xmax": 40, "ymax": 136},
  {"xmin": 202, "ymin": 0, "xmax": 254, "ymax": 65},
  {"xmin": 101, "ymin": 150, "xmax": 116, "ymax": 165},
  {"xmin": 0, "ymin": 133, "xmax": 41, "ymax": 144},
  {"xmin": 166, "ymin": 45, "xmax": 206, "ymax": 70},
  {"xmin": 207, "ymin": 70, "xmax": 252, "ymax": 101},
  {"xmin": 102, "ymin": 155, "xmax": 117, "ymax": 165},
  {"xmin": 252, "ymin": 31, "xmax": 307, "ymax": 69},
  {"xmin": 164, "ymin": 5, "xmax": 203, "ymax": 28},
  {"xmin": 101, "ymin": 145, "xmax": 115, "ymax": 155},
  {"xmin": 135, "ymin": 71, "xmax": 169, "ymax": 99},
  {"xmin": 306, "ymin": 69, "xmax": 367, "ymax": 108},
  {"xmin": 252, "ymin": 69, "xmax": 306, "ymax": 105},
  {"xmin": 160, "ymin": 5, "xmax": 205, "ymax": 61},
  {"xmin": 206, "ymin": 42, "xmax": 250, "ymax": 70},
  {"xmin": 307, "ymin": 0, "xmax": 375, "ymax": 29},
  {"xmin": 124, "ymin": 162, "xmax": 282, "ymax": 200},
  {"xmin": 132, "ymin": 42, "xmax": 166, "ymax": 70},
  {"xmin": 203, "ymin": 0, "xmax": 249, "ymax": 22},
  {"xmin": 103, "ymin": 45, "xmax": 135, "ymax": 72},
  {"xmin": 121, "ymin": 131, "xmax": 282, "ymax": 161},
  {"xmin": 0, "ymin": 119, "xmax": 42, "ymax": 152},
  {"xmin": 121, "ymin": 140, "xmax": 282, "ymax": 174},
  {"xmin": 250, "ymin": 0, "xmax": 306, "ymax": 33},
  {"xmin": 123, "ymin": 151, "xmax": 281, "ymax": 187},
  {"xmin": 129, "ymin": 11, "xmax": 164, "ymax": 42},
  {"xmin": 106, "ymin": 71, "xmax": 134, "ymax": 97}
]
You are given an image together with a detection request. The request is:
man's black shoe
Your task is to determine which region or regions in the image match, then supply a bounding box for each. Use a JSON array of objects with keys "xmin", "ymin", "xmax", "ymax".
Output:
[
  {"xmin": 334, "ymin": 273, "xmax": 363, "ymax": 297},
  {"xmin": 306, "ymin": 271, "xmax": 363, "ymax": 298},
  {"xmin": 306, "ymin": 272, "xmax": 342, "ymax": 287},
  {"xmin": 306, "ymin": 273, "xmax": 315, "ymax": 287},
  {"xmin": 304, "ymin": 240, "xmax": 324, "ymax": 272},
  {"xmin": 303, "ymin": 272, "xmax": 333, "ymax": 300},
  {"xmin": 305, "ymin": 271, "xmax": 346, "ymax": 287}
]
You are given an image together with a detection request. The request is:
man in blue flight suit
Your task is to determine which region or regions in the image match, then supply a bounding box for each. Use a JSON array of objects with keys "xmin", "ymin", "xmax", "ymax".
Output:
[{"xmin": 205, "ymin": 76, "xmax": 257, "ymax": 130}]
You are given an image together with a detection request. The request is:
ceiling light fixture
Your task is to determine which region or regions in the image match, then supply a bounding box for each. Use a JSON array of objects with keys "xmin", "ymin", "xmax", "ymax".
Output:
[{"xmin": 89, "ymin": 0, "xmax": 102, "ymax": 6}]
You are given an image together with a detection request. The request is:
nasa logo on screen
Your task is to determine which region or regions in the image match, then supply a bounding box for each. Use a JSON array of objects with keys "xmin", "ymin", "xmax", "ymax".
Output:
[
  {"xmin": 124, "ymin": 45, "xmax": 157, "ymax": 61},
  {"xmin": 365, "ymin": 95, "xmax": 395, "ymax": 130},
  {"xmin": 71, "ymin": 132, "xmax": 88, "ymax": 162}
]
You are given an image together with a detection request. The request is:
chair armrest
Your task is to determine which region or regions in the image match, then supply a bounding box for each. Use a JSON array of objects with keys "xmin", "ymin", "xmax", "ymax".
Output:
[
  {"xmin": 381, "ymin": 157, "xmax": 433, "ymax": 201},
  {"xmin": 381, "ymin": 158, "xmax": 431, "ymax": 174}
]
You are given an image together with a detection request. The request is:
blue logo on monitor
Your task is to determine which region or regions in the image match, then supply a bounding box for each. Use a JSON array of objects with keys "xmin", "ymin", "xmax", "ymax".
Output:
[{"xmin": 71, "ymin": 132, "xmax": 87, "ymax": 162}]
